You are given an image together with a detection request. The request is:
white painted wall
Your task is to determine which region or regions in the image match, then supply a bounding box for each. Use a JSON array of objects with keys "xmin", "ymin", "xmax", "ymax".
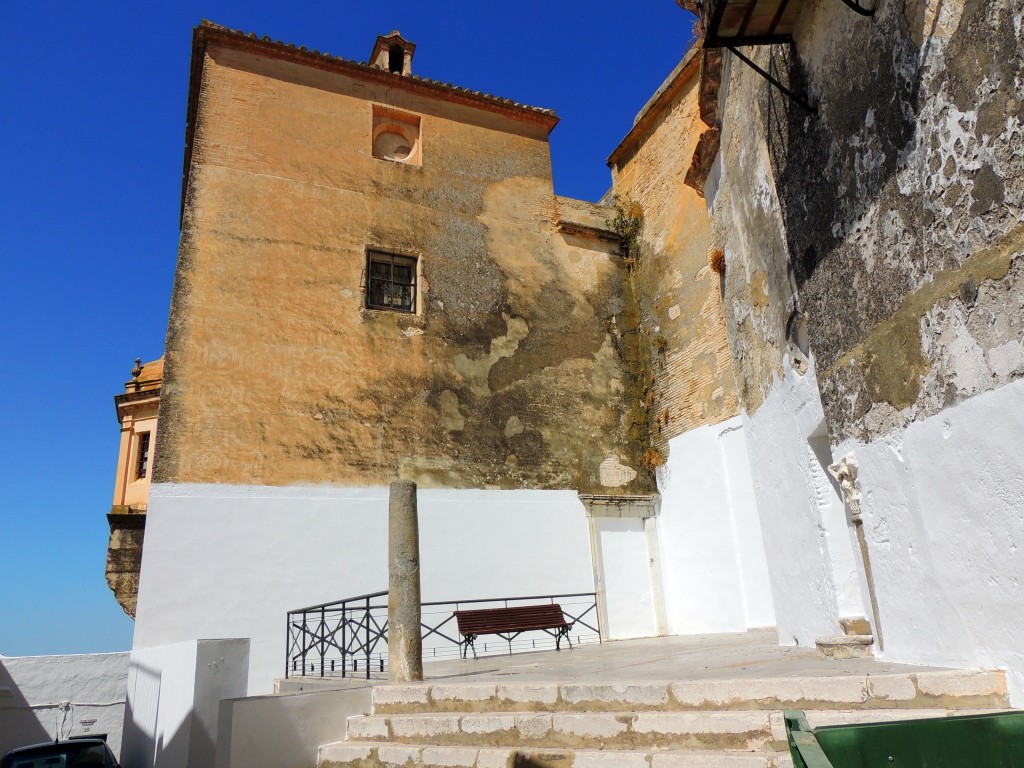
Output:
[
  {"xmin": 718, "ymin": 422, "xmax": 777, "ymax": 628},
  {"xmin": 807, "ymin": 429, "xmax": 867, "ymax": 621},
  {"xmin": 133, "ymin": 487, "xmax": 595, "ymax": 695},
  {"xmin": 837, "ymin": 376, "xmax": 1024, "ymax": 703},
  {"xmin": 121, "ymin": 638, "xmax": 249, "ymax": 768},
  {"xmin": 0, "ymin": 653, "xmax": 128, "ymax": 758},
  {"xmin": 216, "ymin": 685, "xmax": 371, "ymax": 768},
  {"xmin": 656, "ymin": 415, "xmax": 775, "ymax": 635},
  {"xmin": 593, "ymin": 517, "xmax": 658, "ymax": 639},
  {"xmin": 739, "ymin": 358, "xmax": 864, "ymax": 647}
]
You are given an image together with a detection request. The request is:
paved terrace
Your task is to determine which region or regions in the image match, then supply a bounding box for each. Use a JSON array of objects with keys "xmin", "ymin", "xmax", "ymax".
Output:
[{"xmin": 279, "ymin": 630, "xmax": 943, "ymax": 692}]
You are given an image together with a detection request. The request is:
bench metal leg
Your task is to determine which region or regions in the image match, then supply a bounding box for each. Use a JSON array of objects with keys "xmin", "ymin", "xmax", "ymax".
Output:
[
  {"xmin": 555, "ymin": 626, "xmax": 574, "ymax": 651},
  {"xmin": 462, "ymin": 635, "xmax": 478, "ymax": 660}
]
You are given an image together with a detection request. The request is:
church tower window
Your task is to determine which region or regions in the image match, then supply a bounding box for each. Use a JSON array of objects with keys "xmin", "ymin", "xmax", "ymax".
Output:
[{"xmin": 136, "ymin": 432, "xmax": 151, "ymax": 479}]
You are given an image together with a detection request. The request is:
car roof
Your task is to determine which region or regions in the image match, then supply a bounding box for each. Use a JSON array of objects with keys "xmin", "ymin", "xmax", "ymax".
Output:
[{"xmin": 4, "ymin": 739, "xmax": 109, "ymax": 754}]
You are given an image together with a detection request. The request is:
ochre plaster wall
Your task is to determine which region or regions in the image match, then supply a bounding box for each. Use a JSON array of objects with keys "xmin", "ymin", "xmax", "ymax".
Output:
[
  {"xmin": 156, "ymin": 44, "xmax": 651, "ymax": 494},
  {"xmin": 611, "ymin": 64, "xmax": 739, "ymax": 458}
]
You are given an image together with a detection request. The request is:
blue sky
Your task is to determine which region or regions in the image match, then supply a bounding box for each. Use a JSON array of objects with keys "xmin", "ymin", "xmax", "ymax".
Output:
[{"xmin": 0, "ymin": 1, "xmax": 694, "ymax": 656}]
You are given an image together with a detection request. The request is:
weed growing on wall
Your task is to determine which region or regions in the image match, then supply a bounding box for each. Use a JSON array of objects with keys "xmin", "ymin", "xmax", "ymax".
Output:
[
  {"xmin": 641, "ymin": 447, "xmax": 667, "ymax": 472},
  {"xmin": 607, "ymin": 195, "xmax": 645, "ymax": 271},
  {"xmin": 605, "ymin": 196, "xmax": 671, "ymax": 480}
]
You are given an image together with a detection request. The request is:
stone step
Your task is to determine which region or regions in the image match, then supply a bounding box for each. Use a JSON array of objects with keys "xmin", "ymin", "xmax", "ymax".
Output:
[
  {"xmin": 346, "ymin": 708, "xmax": 994, "ymax": 752},
  {"xmin": 371, "ymin": 670, "xmax": 1008, "ymax": 714},
  {"xmin": 815, "ymin": 636, "xmax": 874, "ymax": 659},
  {"xmin": 319, "ymin": 742, "xmax": 796, "ymax": 768},
  {"xmin": 840, "ymin": 617, "xmax": 872, "ymax": 636}
]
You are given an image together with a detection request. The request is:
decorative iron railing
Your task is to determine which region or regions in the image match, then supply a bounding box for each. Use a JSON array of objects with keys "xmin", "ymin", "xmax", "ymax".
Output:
[{"xmin": 285, "ymin": 591, "xmax": 600, "ymax": 680}]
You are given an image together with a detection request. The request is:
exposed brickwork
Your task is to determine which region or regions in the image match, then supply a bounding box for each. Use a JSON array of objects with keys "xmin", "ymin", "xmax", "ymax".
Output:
[{"xmin": 610, "ymin": 60, "xmax": 739, "ymax": 459}]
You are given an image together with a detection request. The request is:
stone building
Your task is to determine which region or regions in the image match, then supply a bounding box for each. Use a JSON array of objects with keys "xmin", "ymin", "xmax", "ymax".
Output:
[
  {"xmin": 120, "ymin": 2, "xmax": 1024, "ymax": 713},
  {"xmin": 129, "ymin": 22, "xmax": 737, "ymax": 694}
]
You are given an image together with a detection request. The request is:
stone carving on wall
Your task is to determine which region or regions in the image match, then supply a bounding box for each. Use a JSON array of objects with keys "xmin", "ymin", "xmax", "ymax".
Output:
[{"xmin": 828, "ymin": 453, "xmax": 861, "ymax": 521}]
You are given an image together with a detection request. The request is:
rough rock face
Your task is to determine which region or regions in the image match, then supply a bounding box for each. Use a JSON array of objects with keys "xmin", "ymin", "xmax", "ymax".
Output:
[
  {"xmin": 105, "ymin": 507, "xmax": 146, "ymax": 617},
  {"xmin": 713, "ymin": 0, "xmax": 1024, "ymax": 440},
  {"xmin": 156, "ymin": 38, "xmax": 654, "ymax": 494}
]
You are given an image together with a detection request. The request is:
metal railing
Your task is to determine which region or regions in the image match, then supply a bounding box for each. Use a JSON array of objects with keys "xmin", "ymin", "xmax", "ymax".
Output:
[{"xmin": 286, "ymin": 591, "xmax": 600, "ymax": 680}]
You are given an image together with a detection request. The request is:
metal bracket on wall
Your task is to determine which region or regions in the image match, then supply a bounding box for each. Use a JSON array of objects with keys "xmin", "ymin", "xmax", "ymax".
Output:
[
  {"xmin": 726, "ymin": 45, "xmax": 816, "ymax": 114},
  {"xmin": 836, "ymin": 0, "xmax": 877, "ymax": 16}
]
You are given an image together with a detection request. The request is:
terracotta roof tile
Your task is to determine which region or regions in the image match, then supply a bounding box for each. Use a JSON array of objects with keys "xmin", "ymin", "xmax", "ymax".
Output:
[{"xmin": 198, "ymin": 20, "xmax": 556, "ymax": 117}]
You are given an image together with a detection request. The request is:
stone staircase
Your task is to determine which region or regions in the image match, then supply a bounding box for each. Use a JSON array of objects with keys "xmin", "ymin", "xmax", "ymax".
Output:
[{"xmin": 318, "ymin": 669, "xmax": 1010, "ymax": 767}]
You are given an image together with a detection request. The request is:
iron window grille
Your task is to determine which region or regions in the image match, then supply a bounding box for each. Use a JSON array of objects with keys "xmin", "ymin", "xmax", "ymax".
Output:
[
  {"xmin": 136, "ymin": 432, "xmax": 151, "ymax": 479},
  {"xmin": 366, "ymin": 251, "xmax": 417, "ymax": 313}
]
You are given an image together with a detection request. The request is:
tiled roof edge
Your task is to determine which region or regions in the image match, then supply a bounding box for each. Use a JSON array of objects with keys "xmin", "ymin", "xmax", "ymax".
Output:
[
  {"xmin": 199, "ymin": 21, "xmax": 557, "ymax": 118},
  {"xmin": 606, "ymin": 43, "xmax": 702, "ymax": 169}
]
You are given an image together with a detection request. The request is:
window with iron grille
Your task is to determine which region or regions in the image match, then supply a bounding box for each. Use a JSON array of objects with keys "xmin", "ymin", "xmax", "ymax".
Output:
[
  {"xmin": 136, "ymin": 432, "xmax": 151, "ymax": 479},
  {"xmin": 366, "ymin": 251, "xmax": 417, "ymax": 313}
]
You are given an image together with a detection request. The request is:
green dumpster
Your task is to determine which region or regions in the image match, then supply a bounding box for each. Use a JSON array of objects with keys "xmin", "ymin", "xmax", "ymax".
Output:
[{"xmin": 784, "ymin": 709, "xmax": 1024, "ymax": 768}]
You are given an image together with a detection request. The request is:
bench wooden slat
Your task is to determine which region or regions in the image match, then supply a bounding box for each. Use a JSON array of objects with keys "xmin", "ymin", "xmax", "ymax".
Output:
[
  {"xmin": 454, "ymin": 604, "xmax": 568, "ymax": 636},
  {"xmin": 452, "ymin": 604, "xmax": 574, "ymax": 658}
]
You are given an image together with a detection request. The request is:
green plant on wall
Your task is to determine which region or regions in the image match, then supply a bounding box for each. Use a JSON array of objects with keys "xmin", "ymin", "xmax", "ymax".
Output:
[
  {"xmin": 605, "ymin": 195, "xmax": 670, "ymax": 479},
  {"xmin": 607, "ymin": 194, "xmax": 645, "ymax": 271}
]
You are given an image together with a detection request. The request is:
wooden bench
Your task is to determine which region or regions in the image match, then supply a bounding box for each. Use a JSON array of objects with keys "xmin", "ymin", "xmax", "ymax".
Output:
[{"xmin": 454, "ymin": 604, "xmax": 574, "ymax": 659}]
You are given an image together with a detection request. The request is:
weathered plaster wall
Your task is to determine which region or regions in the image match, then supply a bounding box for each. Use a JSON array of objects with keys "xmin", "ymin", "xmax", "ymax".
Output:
[
  {"xmin": 0, "ymin": 653, "xmax": 128, "ymax": 758},
  {"xmin": 157, "ymin": 44, "xmax": 650, "ymax": 494},
  {"xmin": 721, "ymin": 0, "xmax": 1024, "ymax": 439},
  {"xmin": 708, "ymin": 0, "xmax": 1023, "ymax": 658},
  {"xmin": 611, "ymin": 59, "xmax": 739, "ymax": 459},
  {"xmin": 710, "ymin": 56, "xmax": 796, "ymax": 415},
  {"xmin": 133, "ymin": 485, "xmax": 596, "ymax": 694}
]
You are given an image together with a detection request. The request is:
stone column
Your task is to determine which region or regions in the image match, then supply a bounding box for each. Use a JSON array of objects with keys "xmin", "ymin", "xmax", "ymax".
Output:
[{"xmin": 388, "ymin": 480, "xmax": 423, "ymax": 682}]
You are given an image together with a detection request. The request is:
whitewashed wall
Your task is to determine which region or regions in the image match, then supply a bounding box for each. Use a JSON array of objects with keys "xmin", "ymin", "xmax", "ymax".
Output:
[
  {"xmin": 133, "ymin": 487, "xmax": 595, "ymax": 694},
  {"xmin": 216, "ymin": 685, "xmax": 371, "ymax": 768},
  {"xmin": 121, "ymin": 638, "xmax": 249, "ymax": 768},
  {"xmin": 656, "ymin": 415, "xmax": 776, "ymax": 635},
  {"xmin": 739, "ymin": 359, "xmax": 868, "ymax": 647},
  {"xmin": 0, "ymin": 653, "xmax": 128, "ymax": 758},
  {"xmin": 838, "ymin": 377, "xmax": 1024, "ymax": 703}
]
